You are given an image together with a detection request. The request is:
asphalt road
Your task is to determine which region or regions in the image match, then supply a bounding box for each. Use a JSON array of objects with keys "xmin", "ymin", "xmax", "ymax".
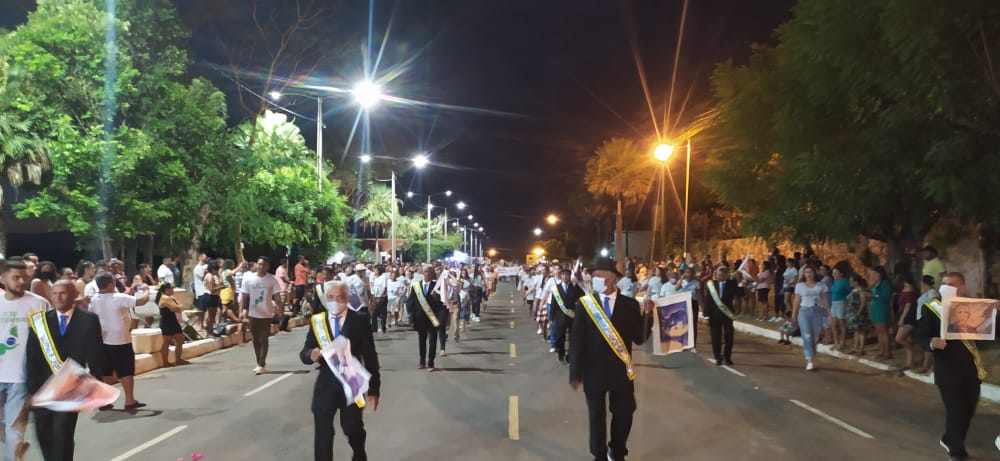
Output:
[{"xmin": 23, "ymin": 282, "xmax": 1000, "ymax": 461}]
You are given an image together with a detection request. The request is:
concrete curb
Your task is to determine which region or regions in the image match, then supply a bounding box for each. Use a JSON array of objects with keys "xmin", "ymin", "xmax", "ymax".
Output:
[
  {"xmin": 726, "ymin": 318, "xmax": 1000, "ymax": 403},
  {"xmin": 133, "ymin": 315, "xmax": 310, "ymax": 375}
]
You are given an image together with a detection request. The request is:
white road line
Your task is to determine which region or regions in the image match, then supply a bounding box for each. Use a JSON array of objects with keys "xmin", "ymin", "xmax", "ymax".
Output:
[
  {"xmin": 789, "ymin": 399, "xmax": 874, "ymax": 439},
  {"xmin": 109, "ymin": 425, "xmax": 187, "ymax": 461},
  {"xmin": 243, "ymin": 372, "xmax": 293, "ymax": 397},
  {"xmin": 721, "ymin": 365, "xmax": 746, "ymax": 377}
]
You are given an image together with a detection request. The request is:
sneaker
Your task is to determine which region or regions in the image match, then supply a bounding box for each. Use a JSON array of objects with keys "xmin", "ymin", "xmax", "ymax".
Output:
[
  {"xmin": 995, "ymin": 435, "xmax": 999, "ymax": 451},
  {"xmin": 536, "ymin": 328, "xmax": 543, "ymax": 335},
  {"xmin": 806, "ymin": 361, "xmax": 815, "ymax": 371},
  {"xmin": 549, "ymin": 347, "xmax": 556, "ymax": 353},
  {"xmin": 940, "ymin": 439, "xmax": 950, "ymax": 454},
  {"xmin": 255, "ymin": 366, "xmax": 265, "ymax": 375}
]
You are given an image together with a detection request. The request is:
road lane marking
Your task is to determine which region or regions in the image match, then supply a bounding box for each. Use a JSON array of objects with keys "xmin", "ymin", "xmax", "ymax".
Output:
[
  {"xmin": 244, "ymin": 372, "xmax": 293, "ymax": 397},
  {"xmin": 510, "ymin": 321, "xmax": 515, "ymax": 329},
  {"xmin": 110, "ymin": 425, "xmax": 188, "ymax": 461},
  {"xmin": 510, "ymin": 343, "xmax": 517, "ymax": 358},
  {"xmin": 509, "ymin": 396, "xmax": 520, "ymax": 440},
  {"xmin": 789, "ymin": 399, "xmax": 874, "ymax": 439},
  {"xmin": 721, "ymin": 365, "xmax": 746, "ymax": 377}
]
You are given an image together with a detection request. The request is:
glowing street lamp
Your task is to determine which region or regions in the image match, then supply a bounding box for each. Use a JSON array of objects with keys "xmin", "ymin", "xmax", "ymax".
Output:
[
  {"xmin": 268, "ymin": 91, "xmax": 282, "ymax": 101},
  {"xmin": 533, "ymin": 247, "xmax": 545, "ymax": 256},
  {"xmin": 654, "ymin": 144, "xmax": 674, "ymax": 161},
  {"xmin": 360, "ymin": 154, "xmax": 372, "ymax": 163},
  {"xmin": 600, "ymin": 248, "xmax": 609, "ymax": 257},
  {"xmin": 546, "ymin": 214, "xmax": 559, "ymax": 225},
  {"xmin": 352, "ymin": 80, "xmax": 383, "ymax": 109},
  {"xmin": 488, "ymin": 249, "xmax": 497, "ymax": 257},
  {"xmin": 413, "ymin": 154, "xmax": 429, "ymax": 169},
  {"xmin": 533, "ymin": 227, "xmax": 542, "ymax": 236},
  {"xmin": 456, "ymin": 201, "xmax": 466, "ymax": 210},
  {"xmin": 406, "ymin": 191, "xmax": 414, "ymax": 198},
  {"xmin": 467, "ymin": 215, "xmax": 473, "ymax": 220}
]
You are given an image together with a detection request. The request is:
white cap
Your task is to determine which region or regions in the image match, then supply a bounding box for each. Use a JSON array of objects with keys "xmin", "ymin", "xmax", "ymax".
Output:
[{"xmin": 354, "ymin": 263, "xmax": 367, "ymax": 271}]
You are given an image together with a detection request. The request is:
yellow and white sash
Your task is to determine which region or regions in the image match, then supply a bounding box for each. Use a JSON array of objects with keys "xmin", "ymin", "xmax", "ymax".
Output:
[
  {"xmin": 706, "ymin": 281, "xmax": 735, "ymax": 319},
  {"xmin": 580, "ymin": 294, "xmax": 634, "ymax": 380},
  {"xmin": 310, "ymin": 313, "xmax": 366, "ymax": 408},
  {"xmin": 412, "ymin": 281, "xmax": 441, "ymax": 328},
  {"xmin": 29, "ymin": 310, "xmax": 63, "ymax": 374},
  {"xmin": 551, "ymin": 284, "xmax": 574, "ymax": 319},
  {"xmin": 924, "ymin": 300, "xmax": 987, "ymax": 380}
]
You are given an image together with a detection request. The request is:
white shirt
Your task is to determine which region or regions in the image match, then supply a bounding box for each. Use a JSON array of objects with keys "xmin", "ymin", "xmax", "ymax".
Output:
[
  {"xmin": 794, "ymin": 282, "xmax": 828, "ymax": 308},
  {"xmin": 531, "ymin": 275, "xmax": 545, "ymax": 299},
  {"xmin": 157, "ymin": 264, "xmax": 175, "ymax": 285},
  {"xmin": 542, "ymin": 277, "xmax": 558, "ymax": 305},
  {"xmin": 346, "ymin": 274, "xmax": 368, "ymax": 308},
  {"xmin": 372, "ymin": 273, "xmax": 389, "ymax": 298},
  {"xmin": 84, "ymin": 280, "xmax": 99, "ymax": 301},
  {"xmin": 600, "ymin": 291, "xmax": 617, "ymax": 316},
  {"xmin": 617, "ymin": 278, "xmax": 635, "ymax": 297},
  {"xmin": 241, "ymin": 272, "xmax": 280, "ymax": 319},
  {"xmin": 90, "ymin": 292, "xmax": 137, "ymax": 345},
  {"xmin": 0, "ymin": 292, "xmax": 50, "ymax": 383},
  {"xmin": 387, "ymin": 279, "xmax": 404, "ymax": 301},
  {"xmin": 193, "ymin": 263, "xmax": 207, "ymax": 296},
  {"xmin": 327, "ymin": 309, "xmax": 346, "ymax": 336}
]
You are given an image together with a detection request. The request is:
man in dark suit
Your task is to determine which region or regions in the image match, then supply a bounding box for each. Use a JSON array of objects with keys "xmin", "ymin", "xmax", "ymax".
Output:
[
  {"xmin": 916, "ymin": 272, "xmax": 979, "ymax": 461},
  {"xmin": 300, "ymin": 280, "xmax": 381, "ymax": 461},
  {"xmin": 26, "ymin": 280, "xmax": 104, "ymax": 461},
  {"xmin": 704, "ymin": 265, "xmax": 738, "ymax": 365},
  {"xmin": 570, "ymin": 258, "xmax": 652, "ymax": 461},
  {"xmin": 405, "ymin": 265, "xmax": 444, "ymax": 371},
  {"xmin": 551, "ymin": 268, "xmax": 584, "ymax": 364}
]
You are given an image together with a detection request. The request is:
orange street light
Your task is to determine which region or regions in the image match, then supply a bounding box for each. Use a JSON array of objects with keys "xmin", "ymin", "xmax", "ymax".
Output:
[
  {"xmin": 546, "ymin": 214, "xmax": 558, "ymax": 225},
  {"xmin": 532, "ymin": 247, "xmax": 545, "ymax": 256},
  {"xmin": 654, "ymin": 143, "xmax": 674, "ymax": 162},
  {"xmin": 488, "ymin": 249, "xmax": 497, "ymax": 257}
]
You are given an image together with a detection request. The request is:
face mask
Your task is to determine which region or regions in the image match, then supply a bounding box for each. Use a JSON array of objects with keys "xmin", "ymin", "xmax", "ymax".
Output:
[
  {"xmin": 939, "ymin": 285, "xmax": 958, "ymax": 299},
  {"xmin": 591, "ymin": 277, "xmax": 606, "ymax": 294},
  {"xmin": 324, "ymin": 300, "xmax": 347, "ymax": 314}
]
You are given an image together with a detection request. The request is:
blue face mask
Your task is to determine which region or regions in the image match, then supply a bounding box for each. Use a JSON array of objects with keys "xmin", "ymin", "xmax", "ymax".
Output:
[
  {"xmin": 324, "ymin": 300, "xmax": 347, "ymax": 314},
  {"xmin": 591, "ymin": 277, "xmax": 606, "ymax": 294}
]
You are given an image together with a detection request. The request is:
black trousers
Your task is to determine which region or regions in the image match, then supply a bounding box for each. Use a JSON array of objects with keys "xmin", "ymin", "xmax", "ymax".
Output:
[
  {"xmin": 585, "ymin": 389, "xmax": 636, "ymax": 461},
  {"xmin": 709, "ymin": 315, "xmax": 734, "ymax": 361},
  {"xmin": 417, "ymin": 327, "xmax": 438, "ymax": 367},
  {"xmin": 34, "ymin": 408, "xmax": 79, "ymax": 461},
  {"xmin": 370, "ymin": 297, "xmax": 388, "ymax": 333},
  {"xmin": 938, "ymin": 381, "xmax": 980, "ymax": 457},
  {"xmin": 552, "ymin": 315, "xmax": 573, "ymax": 361},
  {"xmin": 313, "ymin": 404, "xmax": 366, "ymax": 461},
  {"xmin": 691, "ymin": 301, "xmax": 700, "ymax": 347}
]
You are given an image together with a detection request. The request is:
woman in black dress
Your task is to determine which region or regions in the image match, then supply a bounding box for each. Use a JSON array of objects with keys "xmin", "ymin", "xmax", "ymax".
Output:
[{"xmin": 157, "ymin": 283, "xmax": 190, "ymax": 366}]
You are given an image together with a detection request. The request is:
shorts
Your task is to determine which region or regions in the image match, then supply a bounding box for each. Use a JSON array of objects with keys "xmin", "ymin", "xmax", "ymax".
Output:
[
  {"xmin": 831, "ymin": 300, "xmax": 848, "ymax": 320},
  {"xmin": 197, "ymin": 294, "xmax": 220, "ymax": 310},
  {"xmin": 220, "ymin": 288, "xmax": 235, "ymax": 305},
  {"xmin": 103, "ymin": 343, "xmax": 136, "ymax": 378},
  {"xmin": 756, "ymin": 288, "xmax": 770, "ymax": 303}
]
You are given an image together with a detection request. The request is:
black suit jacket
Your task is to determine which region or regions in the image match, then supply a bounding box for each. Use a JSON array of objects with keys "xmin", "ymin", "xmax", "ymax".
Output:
[
  {"xmin": 550, "ymin": 282, "xmax": 584, "ymax": 322},
  {"xmin": 26, "ymin": 309, "xmax": 104, "ymax": 395},
  {"xmin": 703, "ymin": 279, "xmax": 738, "ymax": 320},
  {"xmin": 299, "ymin": 310, "xmax": 381, "ymax": 414},
  {"xmin": 570, "ymin": 291, "xmax": 653, "ymax": 393},
  {"xmin": 915, "ymin": 304, "xmax": 979, "ymax": 387},
  {"xmin": 405, "ymin": 280, "xmax": 445, "ymax": 330}
]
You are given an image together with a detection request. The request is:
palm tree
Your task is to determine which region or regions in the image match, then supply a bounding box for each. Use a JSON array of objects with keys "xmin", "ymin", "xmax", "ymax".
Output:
[
  {"xmin": 356, "ymin": 184, "xmax": 401, "ymax": 255},
  {"xmin": 0, "ymin": 51, "xmax": 50, "ymax": 255},
  {"xmin": 584, "ymin": 137, "xmax": 654, "ymax": 270}
]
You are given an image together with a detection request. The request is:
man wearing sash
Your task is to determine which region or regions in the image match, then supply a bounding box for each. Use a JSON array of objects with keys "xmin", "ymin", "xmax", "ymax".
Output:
[
  {"xmin": 301, "ymin": 281, "xmax": 381, "ymax": 461},
  {"xmin": 26, "ymin": 281, "xmax": 103, "ymax": 461},
  {"xmin": 569, "ymin": 258, "xmax": 652, "ymax": 461},
  {"xmin": 406, "ymin": 266, "xmax": 444, "ymax": 371},
  {"xmin": 550, "ymin": 268, "xmax": 583, "ymax": 364},
  {"xmin": 916, "ymin": 272, "xmax": 980, "ymax": 461},
  {"xmin": 704, "ymin": 266, "xmax": 738, "ymax": 366}
]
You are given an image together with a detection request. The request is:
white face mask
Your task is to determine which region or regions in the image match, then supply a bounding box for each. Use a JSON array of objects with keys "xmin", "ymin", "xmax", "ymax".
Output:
[
  {"xmin": 591, "ymin": 277, "xmax": 606, "ymax": 294},
  {"xmin": 324, "ymin": 300, "xmax": 347, "ymax": 314},
  {"xmin": 939, "ymin": 285, "xmax": 958, "ymax": 300}
]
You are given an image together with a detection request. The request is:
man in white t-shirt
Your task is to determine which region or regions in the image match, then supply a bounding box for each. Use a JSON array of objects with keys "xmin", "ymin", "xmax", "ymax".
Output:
[
  {"xmin": 156, "ymin": 257, "xmax": 175, "ymax": 285},
  {"xmin": 90, "ymin": 272, "xmax": 149, "ymax": 411},
  {"xmin": 0, "ymin": 260, "xmax": 50, "ymax": 459},
  {"xmin": 346, "ymin": 264, "xmax": 370, "ymax": 311},
  {"xmin": 240, "ymin": 257, "xmax": 283, "ymax": 375}
]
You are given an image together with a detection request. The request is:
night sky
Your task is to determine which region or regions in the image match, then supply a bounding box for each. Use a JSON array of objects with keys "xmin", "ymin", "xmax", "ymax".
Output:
[{"xmin": 1, "ymin": 0, "xmax": 795, "ymax": 259}]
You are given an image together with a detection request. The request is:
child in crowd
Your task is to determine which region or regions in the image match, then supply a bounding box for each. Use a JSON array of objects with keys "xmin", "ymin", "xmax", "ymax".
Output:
[
  {"xmin": 847, "ymin": 274, "xmax": 870, "ymax": 356},
  {"xmin": 777, "ymin": 311, "xmax": 796, "ymax": 345}
]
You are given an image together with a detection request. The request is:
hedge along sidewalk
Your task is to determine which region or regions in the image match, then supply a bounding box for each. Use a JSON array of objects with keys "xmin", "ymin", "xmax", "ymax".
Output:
[{"xmin": 724, "ymin": 318, "xmax": 1000, "ymax": 403}]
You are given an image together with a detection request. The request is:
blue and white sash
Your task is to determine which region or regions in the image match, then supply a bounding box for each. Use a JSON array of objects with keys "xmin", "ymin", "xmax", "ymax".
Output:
[{"xmin": 580, "ymin": 294, "xmax": 634, "ymax": 380}]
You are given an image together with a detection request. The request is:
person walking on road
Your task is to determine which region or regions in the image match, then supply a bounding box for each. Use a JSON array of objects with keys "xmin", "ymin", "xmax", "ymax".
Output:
[
  {"xmin": 550, "ymin": 268, "xmax": 583, "ymax": 364},
  {"xmin": 90, "ymin": 272, "xmax": 150, "ymax": 410},
  {"xmin": 570, "ymin": 258, "xmax": 652, "ymax": 461},
  {"xmin": 407, "ymin": 265, "xmax": 444, "ymax": 371},
  {"xmin": 704, "ymin": 266, "xmax": 738, "ymax": 366},
  {"xmin": 26, "ymin": 280, "xmax": 103, "ymax": 461},
  {"xmin": 792, "ymin": 266, "xmax": 830, "ymax": 371},
  {"xmin": 301, "ymin": 281, "xmax": 381, "ymax": 461},
  {"xmin": 917, "ymin": 271, "xmax": 982, "ymax": 461},
  {"xmin": 239, "ymin": 257, "xmax": 284, "ymax": 375}
]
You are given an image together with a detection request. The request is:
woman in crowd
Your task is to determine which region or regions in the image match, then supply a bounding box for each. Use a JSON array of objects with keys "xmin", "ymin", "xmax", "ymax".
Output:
[
  {"xmin": 641, "ymin": 266, "xmax": 666, "ymax": 302},
  {"xmin": 203, "ymin": 260, "xmax": 223, "ymax": 337},
  {"xmin": 457, "ymin": 270, "xmax": 472, "ymax": 336},
  {"xmin": 75, "ymin": 260, "xmax": 96, "ymax": 309},
  {"xmin": 31, "ymin": 260, "xmax": 57, "ymax": 301},
  {"xmin": 674, "ymin": 267, "xmax": 702, "ymax": 347},
  {"xmin": 893, "ymin": 271, "xmax": 919, "ymax": 369},
  {"xmin": 387, "ymin": 269, "xmax": 403, "ymax": 328},
  {"xmin": 847, "ymin": 274, "xmax": 870, "ymax": 355},
  {"xmin": 219, "ymin": 259, "xmax": 245, "ymax": 340},
  {"xmin": 617, "ymin": 268, "xmax": 637, "ymax": 298},
  {"xmin": 818, "ymin": 265, "xmax": 835, "ymax": 344},
  {"xmin": 867, "ymin": 266, "xmax": 893, "ymax": 360},
  {"xmin": 470, "ymin": 264, "xmax": 484, "ymax": 323},
  {"xmin": 757, "ymin": 261, "xmax": 774, "ymax": 321},
  {"xmin": 156, "ymin": 282, "xmax": 189, "ymax": 367},
  {"xmin": 792, "ymin": 266, "xmax": 830, "ymax": 371},
  {"xmin": 829, "ymin": 266, "xmax": 852, "ymax": 350},
  {"xmin": 782, "ymin": 259, "xmax": 800, "ymax": 315},
  {"xmin": 913, "ymin": 275, "xmax": 938, "ymax": 374}
]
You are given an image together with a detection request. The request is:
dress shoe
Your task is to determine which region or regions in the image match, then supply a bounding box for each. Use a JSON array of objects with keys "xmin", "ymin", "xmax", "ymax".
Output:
[{"xmin": 715, "ymin": 359, "xmax": 723, "ymax": 366}]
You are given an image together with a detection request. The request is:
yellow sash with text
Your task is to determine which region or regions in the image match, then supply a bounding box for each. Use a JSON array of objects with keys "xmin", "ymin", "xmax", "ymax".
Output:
[
  {"xmin": 29, "ymin": 310, "xmax": 63, "ymax": 374},
  {"xmin": 580, "ymin": 294, "xmax": 634, "ymax": 380},
  {"xmin": 412, "ymin": 281, "xmax": 441, "ymax": 328},
  {"xmin": 551, "ymin": 284, "xmax": 574, "ymax": 319}
]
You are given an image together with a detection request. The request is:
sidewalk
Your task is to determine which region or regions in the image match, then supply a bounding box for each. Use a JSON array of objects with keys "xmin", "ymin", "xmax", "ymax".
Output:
[{"xmin": 716, "ymin": 316, "xmax": 1000, "ymax": 403}]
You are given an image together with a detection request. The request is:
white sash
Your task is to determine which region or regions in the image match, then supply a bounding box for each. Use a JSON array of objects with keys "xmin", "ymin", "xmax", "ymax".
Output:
[
  {"xmin": 310, "ymin": 313, "xmax": 366, "ymax": 408},
  {"xmin": 29, "ymin": 310, "xmax": 63, "ymax": 374},
  {"xmin": 412, "ymin": 281, "xmax": 441, "ymax": 328},
  {"xmin": 580, "ymin": 294, "xmax": 635, "ymax": 380},
  {"xmin": 551, "ymin": 284, "xmax": 574, "ymax": 318},
  {"xmin": 706, "ymin": 281, "xmax": 735, "ymax": 319}
]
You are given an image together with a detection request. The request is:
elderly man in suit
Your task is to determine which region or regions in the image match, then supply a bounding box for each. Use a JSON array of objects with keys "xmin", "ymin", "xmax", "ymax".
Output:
[
  {"xmin": 301, "ymin": 281, "xmax": 381, "ymax": 461},
  {"xmin": 704, "ymin": 265, "xmax": 738, "ymax": 366},
  {"xmin": 570, "ymin": 258, "xmax": 652, "ymax": 461},
  {"xmin": 406, "ymin": 265, "xmax": 445, "ymax": 371}
]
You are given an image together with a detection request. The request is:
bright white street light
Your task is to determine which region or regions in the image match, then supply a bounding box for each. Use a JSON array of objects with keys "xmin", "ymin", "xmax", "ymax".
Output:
[
  {"xmin": 407, "ymin": 191, "xmax": 414, "ymax": 198},
  {"xmin": 478, "ymin": 226, "xmax": 484, "ymax": 231},
  {"xmin": 445, "ymin": 190, "xmax": 452, "ymax": 197},
  {"xmin": 360, "ymin": 154, "xmax": 372, "ymax": 163},
  {"xmin": 453, "ymin": 222, "xmax": 459, "ymax": 227},
  {"xmin": 268, "ymin": 91, "xmax": 282, "ymax": 101},
  {"xmin": 427, "ymin": 203, "xmax": 434, "ymax": 210},
  {"xmin": 533, "ymin": 227, "xmax": 542, "ymax": 236},
  {"xmin": 352, "ymin": 80, "xmax": 382, "ymax": 108},
  {"xmin": 600, "ymin": 248, "xmax": 609, "ymax": 257},
  {"xmin": 474, "ymin": 222, "xmax": 479, "ymax": 227},
  {"xmin": 456, "ymin": 201, "xmax": 466, "ymax": 210},
  {"xmin": 467, "ymin": 215, "xmax": 473, "ymax": 220},
  {"xmin": 413, "ymin": 154, "xmax": 429, "ymax": 169}
]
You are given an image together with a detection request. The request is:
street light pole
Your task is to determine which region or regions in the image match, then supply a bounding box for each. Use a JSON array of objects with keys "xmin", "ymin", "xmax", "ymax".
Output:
[
  {"xmin": 683, "ymin": 138, "xmax": 691, "ymax": 258},
  {"xmin": 390, "ymin": 171, "xmax": 397, "ymax": 264},
  {"xmin": 444, "ymin": 208, "xmax": 448, "ymax": 239},
  {"xmin": 426, "ymin": 197, "xmax": 432, "ymax": 263},
  {"xmin": 316, "ymin": 97, "xmax": 323, "ymax": 192}
]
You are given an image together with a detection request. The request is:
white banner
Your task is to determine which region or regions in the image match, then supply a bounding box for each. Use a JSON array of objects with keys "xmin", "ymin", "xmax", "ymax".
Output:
[
  {"xmin": 651, "ymin": 292, "xmax": 694, "ymax": 355},
  {"xmin": 321, "ymin": 336, "xmax": 372, "ymax": 404},
  {"xmin": 497, "ymin": 267, "xmax": 520, "ymax": 277},
  {"xmin": 32, "ymin": 359, "xmax": 120, "ymax": 412}
]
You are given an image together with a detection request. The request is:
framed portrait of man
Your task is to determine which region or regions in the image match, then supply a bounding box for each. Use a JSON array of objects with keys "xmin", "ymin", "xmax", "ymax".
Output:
[
  {"xmin": 651, "ymin": 292, "xmax": 694, "ymax": 356},
  {"xmin": 941, "ymin": 297, "xmax": 998, "ymax": 341}
]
